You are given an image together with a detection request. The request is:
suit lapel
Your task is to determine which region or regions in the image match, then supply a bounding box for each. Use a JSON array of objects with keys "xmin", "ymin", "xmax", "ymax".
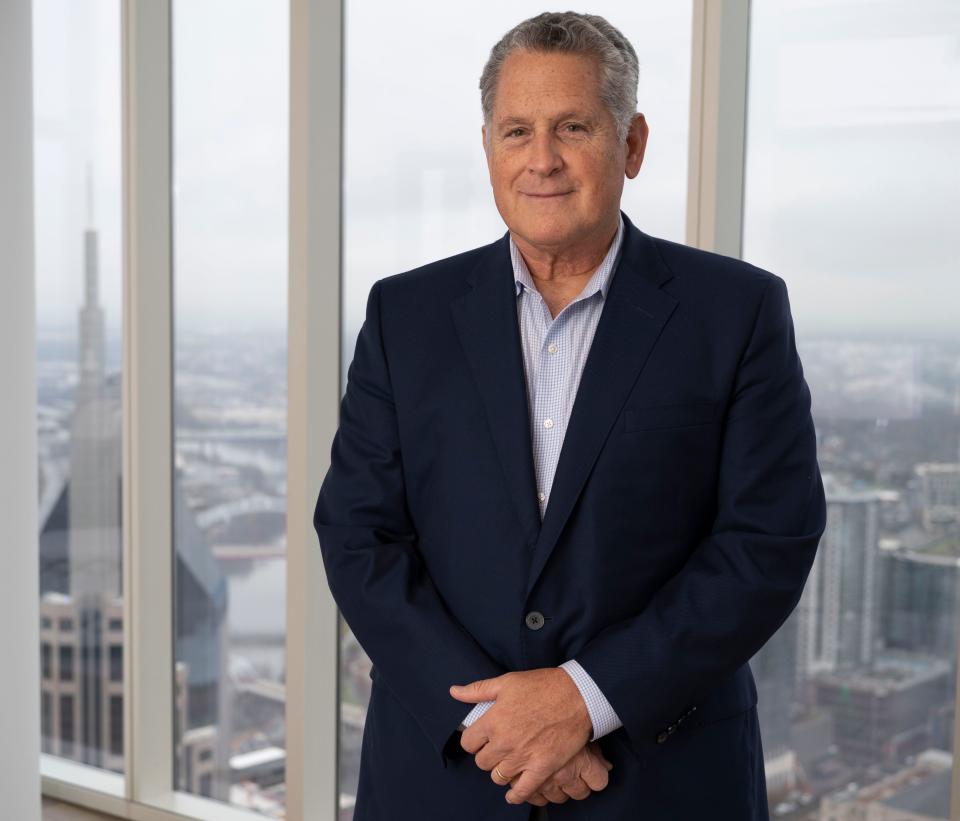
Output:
[
  {"xmin": 524, "ymin": 213, "xmax": 679, "ymax": 598},
  {"xmin": 449, "ymin": 235, "xmax": 543, "ymax": 547},
  {"xmin": 448, "ymin": 213, "xmax": 681, "ymax": 592}
]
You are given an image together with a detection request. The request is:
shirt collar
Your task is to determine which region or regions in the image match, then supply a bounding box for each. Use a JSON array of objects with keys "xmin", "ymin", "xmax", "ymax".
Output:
[{"xmin": 510, "ymin": 212, "xmax": 624, "ymax": 301}]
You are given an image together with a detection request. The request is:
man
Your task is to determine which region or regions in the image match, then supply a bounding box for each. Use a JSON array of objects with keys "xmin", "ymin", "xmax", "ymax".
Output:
[{"xmin": 314, "ymin": 11, "xmax": 826, "ymax": 821}]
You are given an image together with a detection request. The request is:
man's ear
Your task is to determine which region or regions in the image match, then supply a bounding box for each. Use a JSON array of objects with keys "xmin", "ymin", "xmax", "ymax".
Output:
[
  {"xmin": 624, "ymin": 113, "xmax": 649, "ymax": 180},
  {"xmin": 481, "ymin": 124, "xmax": 493, "ymax": 183}
]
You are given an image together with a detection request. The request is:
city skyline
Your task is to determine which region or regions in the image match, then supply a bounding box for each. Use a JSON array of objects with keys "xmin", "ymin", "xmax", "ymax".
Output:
[{"xmin": 35, "ymin": 217, "xmax": 960, "ymax": 817}]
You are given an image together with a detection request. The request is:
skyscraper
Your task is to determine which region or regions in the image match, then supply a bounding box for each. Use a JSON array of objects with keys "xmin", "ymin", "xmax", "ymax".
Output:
[
  {"xmin": 797, "ymin": 476, "xmax": 882, "ymax": 677},
  {"xmin": 38, "ymin": 208, "xmax": 230, "ymax": 793}
]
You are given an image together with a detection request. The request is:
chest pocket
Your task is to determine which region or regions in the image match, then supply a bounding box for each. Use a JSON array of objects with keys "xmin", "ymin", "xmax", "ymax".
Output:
[{"xmin": 623, "ymin": 400, "xmax": 719, "ymax": 432}]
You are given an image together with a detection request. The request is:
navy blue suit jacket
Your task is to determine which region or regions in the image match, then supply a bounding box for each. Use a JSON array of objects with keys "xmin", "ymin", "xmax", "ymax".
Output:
[{"xmin": 314, "ymin": 210, "xmax": 827, "ymax": 820}]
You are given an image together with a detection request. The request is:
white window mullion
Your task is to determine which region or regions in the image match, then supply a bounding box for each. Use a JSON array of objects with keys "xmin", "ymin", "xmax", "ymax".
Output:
[
  {"xmin": 685, "ymin": 0, "xmax": 750, "ymax": 258},
  {"xmin": 1, "ymin": 0, "xmax": 42, "ymax": 817},
  {"xmin": 121, "ymin": 0, "xmax": 175, "ymax": 807},
  {"xmin": 286, "ymin": 0, "xmax": 344, "ymax": 819}
]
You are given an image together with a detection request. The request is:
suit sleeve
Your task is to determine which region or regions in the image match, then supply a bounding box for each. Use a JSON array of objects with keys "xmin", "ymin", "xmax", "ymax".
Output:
[
  {"xmin": 573, "ymin": 274, "xmax": 827, "ymax": 750},
  {"xmin": 313, "ymin": 278, "xmax": 508, "ymax": 768}
]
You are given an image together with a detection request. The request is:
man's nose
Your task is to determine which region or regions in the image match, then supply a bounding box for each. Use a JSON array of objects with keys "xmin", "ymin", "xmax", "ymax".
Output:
[{"xmin": 526, "ymin": 131, "xmax": 563, "ymax": 177}]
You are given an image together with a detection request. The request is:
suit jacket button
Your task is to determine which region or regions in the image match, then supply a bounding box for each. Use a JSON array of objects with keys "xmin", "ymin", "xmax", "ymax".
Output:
[
  {"xmin": 656, "ymin": 731, "xmax": 668, "ymax": 744},
  {"xmin": 524, "ymin": 611, "xmax": 545, "ymax": 630}
]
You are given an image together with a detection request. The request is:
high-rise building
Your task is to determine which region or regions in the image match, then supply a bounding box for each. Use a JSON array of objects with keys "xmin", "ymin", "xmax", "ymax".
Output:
[
  {"xmin": 879, "ymin": 540, "xmax": 960, "ymax": 662},
  {"xmin": 37, "ymin": 219, "xmax": 230, "ymax": 795},
  {"xmin": 915, "ymin": 463, "xmax": 960, "ymax": 530},
  {"xmin": 797, "ymin": 476, "xmax": 882, "ymax": 678}
]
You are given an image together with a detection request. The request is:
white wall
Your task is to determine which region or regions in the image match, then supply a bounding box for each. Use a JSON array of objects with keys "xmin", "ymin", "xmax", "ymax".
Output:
[{"xmin": 0, "ymin": 1, "xmax": 41, "ymax": 819}]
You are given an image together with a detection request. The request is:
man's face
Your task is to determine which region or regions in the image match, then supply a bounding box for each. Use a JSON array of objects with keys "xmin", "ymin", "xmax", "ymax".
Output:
[{"xmin": 482, "ymin": 48, "xmax": 647, "ymax": 251}]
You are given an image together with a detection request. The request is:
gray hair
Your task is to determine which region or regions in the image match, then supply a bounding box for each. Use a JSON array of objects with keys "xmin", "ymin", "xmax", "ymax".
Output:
[{"xmin": 479, "ymin": 11, "xmax": 640, "ymax": 145}]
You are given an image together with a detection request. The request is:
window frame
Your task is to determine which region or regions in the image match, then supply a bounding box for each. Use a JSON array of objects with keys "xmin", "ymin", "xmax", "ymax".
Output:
[{"xmin": 22, "ymin": 0, "xmax": 959, "ymax": 818}]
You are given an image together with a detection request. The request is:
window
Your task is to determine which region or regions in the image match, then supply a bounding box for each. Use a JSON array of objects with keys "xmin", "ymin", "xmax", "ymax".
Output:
[
  {"xmin": 171, "ymin": 1, "xmax": 289, "ymax": 811},
  {"xmin": 41, "ymin": 692, "xmax": 53, "ymax": 754},
  {"xmin": 60, "ymin": 694, "xmax": 75, "ymax": 758},
  {"xmin": 33, "ymin": 0, "xmax": 125, "ymax": 775},
  {"xmin": 743, "ymin": 1, "xmax": 959, "ymax": 816},
  {"xmin": 59, "ymin": 645, "xmax": 74, "ymax": 682},
  {"xmin": 109, "ymin": 644, "xmax": 122, "ymax": 682},
  {"xmin": 110, "ymin": 695, "xmax": 123, "ymax": 757},
  {"xmin": 41, "ymin": 642, "xmax": 52, "ymax": 680}
]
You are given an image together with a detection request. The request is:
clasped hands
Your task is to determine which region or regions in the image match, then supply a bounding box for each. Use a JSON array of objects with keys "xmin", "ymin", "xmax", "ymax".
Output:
[{"xmin": 449, "ymin": 668, "xmax": 614, "ymax": 807}]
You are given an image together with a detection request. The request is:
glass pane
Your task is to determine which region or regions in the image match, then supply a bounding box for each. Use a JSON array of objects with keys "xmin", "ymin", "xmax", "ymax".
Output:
[
  {"xmin": 743, "ymin": 1, "xmax": 960, "ymax": 817},
  {"xmin": 33, "ymin": 0, "xmax": 125, "ymax": 774},
  {"xmin": 172, "ymin": 1, "xmax": 289, "ymax": 813},
  {"xmin": 340, "ymin": 5, "xmax": 693, "ymax": 815}
]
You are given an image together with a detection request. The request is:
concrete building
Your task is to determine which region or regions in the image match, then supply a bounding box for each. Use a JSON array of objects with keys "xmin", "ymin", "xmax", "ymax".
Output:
[
  {"xmin": 915, "ymin": 463, "xmax": 960, "ymax": 531},
  {"xmin": 813, "ymin": 654, "xmax": 953, "ymax": 769},
  {"xmin": 797, "ymin": 476, "xmax": 883, "ymax": 679}
]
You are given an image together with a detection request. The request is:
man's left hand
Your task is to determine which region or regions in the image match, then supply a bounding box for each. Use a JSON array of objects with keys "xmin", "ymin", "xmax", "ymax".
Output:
[{"xmin": 450, "ymin": 668, "xmax": 594, "ymax": 805}]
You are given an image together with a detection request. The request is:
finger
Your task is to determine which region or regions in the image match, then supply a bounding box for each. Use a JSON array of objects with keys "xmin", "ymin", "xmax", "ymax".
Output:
[
  {"xmin": 473, "ymin": 745, "xmax": 503, "ymax": 772},
  {"xmin": 449, "ymin": 675, "xmax": 504, "ymax": 703},
  {"xmin": 587, "ymin": 740, "xmax": 614, "ymax": 770},
  {"xmin": 580, "ymin": 752, "xmax": 611, "ymax": 792},
  {"xmin": 542, "ymin": 761, "xmax": 576, "ymax": 793},
  {"xmin": 538, "ymin": 778, "xmax": 572, "ymax": 805},
  {"xmin": 505, "ymin": 766, "xmax": 552, "ymax": 805},
  {"xmin": 526, "ymin": 792, "xmax": 549, "ymax": 807},
  {"xmin": 560, "ymin": 776, "xmax": 592, "ymax": 801},
  {"xmin": 587, "ymin": 741, "xmax": 613, "ymax": 770},
  {"xmin": 458, "ymin": 726, "xmax": 490, "ymax": 755},
  {"xmin": 596, "ymin": 751, "xmax": 614, "ymax": 769},
  {"xmin": 509, "ymin": 774, "xmax": 549, "ymax": 806},
  {"xmin": 491, "ymin": 761, "xmax": 519, "ymax": 787}
]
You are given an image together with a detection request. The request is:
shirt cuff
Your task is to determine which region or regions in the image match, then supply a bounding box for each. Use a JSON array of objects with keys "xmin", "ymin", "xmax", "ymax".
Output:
[
  {"xmin": 559, "ymin": 659, "xmax": 623, "ymax": 741},
  {"xmin": 458, "ymin": 699, "xmax": 494, "ymax": 731}
]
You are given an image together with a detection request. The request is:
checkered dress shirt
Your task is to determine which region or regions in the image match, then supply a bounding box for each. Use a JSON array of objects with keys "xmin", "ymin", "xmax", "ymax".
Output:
[{"xmin": 459, "ymin": 215, "xmax": 626, "ymax": 742}]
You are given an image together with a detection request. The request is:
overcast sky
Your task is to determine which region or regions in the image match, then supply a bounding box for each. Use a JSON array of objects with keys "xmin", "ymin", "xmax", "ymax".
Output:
[{"xmin": 32, "ymin": 0, "xmax": 959, "ymax": 347}]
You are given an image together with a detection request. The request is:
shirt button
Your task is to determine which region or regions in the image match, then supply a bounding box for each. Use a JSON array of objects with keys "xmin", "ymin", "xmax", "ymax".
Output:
[
  {"xmin": 524, "ymin": 611, "xmax": 545, "ymax": 630},
  {"xmin": 543, "ymin": 418, "xmax": 554, "ymax": 429},
  {"xmin": 547, "ymin": 343, "xmax": 558, "ymax": 354},
  {"xmin": 538, "ymin": 491, "xmax": 545, "ymax": 502}
]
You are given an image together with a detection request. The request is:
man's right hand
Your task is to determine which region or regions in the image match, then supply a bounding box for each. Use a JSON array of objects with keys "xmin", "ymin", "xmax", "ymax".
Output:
[{"xmin": 517, "ymin": 740, "xmax": 613, "ymax": 806}]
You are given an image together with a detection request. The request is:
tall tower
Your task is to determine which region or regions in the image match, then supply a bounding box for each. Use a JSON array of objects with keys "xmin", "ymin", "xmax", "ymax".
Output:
[
  {"xmin": 68, "ymin": 168, "xmax": 122, "ymax": 603},
  {"xmin": 64, "ymin": 168, "xmax": 123, "ymax": 766},
  {"xmin": 41, "ymin": 168, "xmax": 227, "ymax": 780},
  {"xmin": 76, "ymin": 167, "xmax": 105, "ymax": 407}
]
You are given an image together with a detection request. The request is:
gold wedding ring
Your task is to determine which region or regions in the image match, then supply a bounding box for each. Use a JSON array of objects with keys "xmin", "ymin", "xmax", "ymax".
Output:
[{"xmin": 494, "ymin": 765, "xmax": 507, "ymax": 784}]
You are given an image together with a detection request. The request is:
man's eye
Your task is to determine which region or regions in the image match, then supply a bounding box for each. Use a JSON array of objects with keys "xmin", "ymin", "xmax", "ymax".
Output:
[
  {"xmin": 506, "ymin": 128, "xmax": 525, "ymax": 138},
  {"xmin": 564, "ymin": 123, "xmax": 585, "ymax": 132}
]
